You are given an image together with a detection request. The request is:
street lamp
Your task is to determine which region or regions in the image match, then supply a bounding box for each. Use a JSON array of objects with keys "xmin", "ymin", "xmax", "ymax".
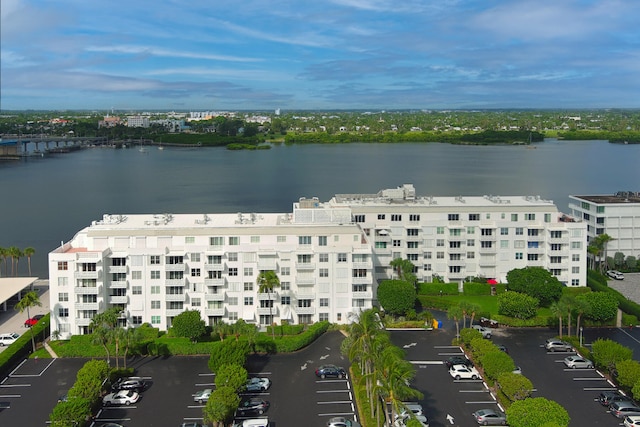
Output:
[{"xmin": 580, "ymin": 327, "xmax": 584, "ymax": 348}]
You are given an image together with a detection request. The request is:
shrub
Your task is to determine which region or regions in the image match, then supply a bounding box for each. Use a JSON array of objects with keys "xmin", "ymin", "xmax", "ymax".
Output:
[
  {"xmin": 506, "ymin": 397, "xmax": 570, "ymax": 427},
  {"xmin": 498, "ymin": 372, "xmax": 533, "ymax": 401},
  {"xmin": 377, "ymin": 280, "xmax": 417, "ymax": 316},
  {"xmin": 579, "ymin": 292, "xmax": 619, "ymax": 322},
  {"xmin": 498, "ymin": 291, "xmax": 539, "ymax": 319},
  {"xmin": 482, "ymin": 350, "xmax": 516, "ymax": 381},
  {"xmin": 170, "ymin": 310, "xmax": 207, "ymax": 342},
  {"xmin": 591, "ymin": 338, "xmax": 633, "ymax": 372},
  {"xmin": 459, "ymin": 328, "xmax": 483, "ymax": 347},
  {"xmin": 615, "ymin": 359, "xmax": 640, "ymax": 391},
  {"xmin": 208, "ymin": 340, "xmax": 250, "ymax": 373},
  {"xmin": 469, "ymin": 337, "xmax": 498, "ymax": 364},
  {"xmin": 506, "ymin": 267, "xmax": 563, "ymax": 307}
]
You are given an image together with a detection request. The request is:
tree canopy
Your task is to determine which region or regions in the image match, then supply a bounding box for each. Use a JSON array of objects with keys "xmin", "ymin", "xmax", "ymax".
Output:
[
  {"xmin": 506, "ymin": 397, "xmax": 570, "ymax": 427},
  {"xmin": 171, "ymin": 310, "xmax": 206, "ymax": 342},
  {"xmin": 377, "ymin": 280, "xmax": 417, "ymax": 316},
  {"xmin": 506, "ymin": 267, "xmax": 563, "ymax": 307}
]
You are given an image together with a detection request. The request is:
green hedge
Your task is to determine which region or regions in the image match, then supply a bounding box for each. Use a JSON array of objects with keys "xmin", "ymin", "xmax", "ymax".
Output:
[
  {"xmin": 418, "ymin": 283, "xmax": 459, "ymax": 295},
  {"xmin": 588, "ymin": 270, "xmax": 640, "ymax": 321},
  {"xmin": 0, "ymin": 313, "xmax": 50, "ymax": 379}
]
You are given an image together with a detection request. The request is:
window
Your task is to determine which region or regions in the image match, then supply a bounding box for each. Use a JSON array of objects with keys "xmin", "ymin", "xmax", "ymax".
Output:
[
  {"xmin": 352, "ymin": 299, "xmax": 365, "ymax": 308},
  {"xmin": 149, "ymin": 255, "xmax": 160, "ymax": 265},
  {"xmin": 298, "ymin": 299, "xmax": 312, "ymax": 308},
  {"xmin": 244, "ymin": 297, "xmax": 254, "ymax": 306},
  {"xmin": 338, "ymin": 253, "xmax": 347, "ymax": 263},
  {"xmin": 407, "ymin": 228, "xmax": 419, "ymax": 236},
  {"xmin": 151, "ymin": 301, "xmax": 161, "ymax": 309},
  {"xmin": 132, "ymin": 316, "xmax": 142, "ymax": 326},
  {"xmin": 297, "ymin": 254, "xmax": 312, "ymax": 263},
  {"xmin": 500, "ymin": 228, "xmax": 509, "ymax": 235},
  {"xmin": 244, "ymin": 282, "xmax": 253, "ymax": 291},
  {"xmin": 319, "ymin": 313, "xmax": 329, "ymax": 322},
  {"xmin": 409, "ymin": 214, "xmax": 420, "ymax": 221},
  {"xmin": 251, "ymin": 236, "xmax": 260, "ymax": 243},
  {"xmin": 481, "ymin": 228, "xmax": 493, "ymax": 236},
  {"xmin": 572, "ymin": 267, "xmax": 580, "ymax": 274},
  {"xmin": 581, "ymin": 201, "xmax": 590, "ymax": 210},
  {"xmin": 375, "ymin": 242, "xmax": 387, "ymax": 249},
  {"xmin": 511, "ymin": 213, "xmax": 518, "ymax": 222},
  {"xmin": 132, "ymin": 286, "xmax": 142, "ymax": 295},
  {"xmin": 481, "ymin": 241, "xmax": 493, "ymax": 248},
  {"xmin": 352, "ymin": 269, "xmax": 367, "ymax": 278},
  {"xmin": 449, "ymin": 241, "xmax": 461, "ymax": 248},
  {"xmin": 450, "ymin": 228, "xmax": 461, "ymax": 236},
  {"xmin": 58, "ymin": 292, "xmax": 69, "ymax": 302},
  {"xmin": 436, "ymin": 239, "xmax": 445, "ymax": 247},
  {"xmin": 320, "ymin": 298, "xmax": 329, "ymax": 307},
  {"xmin": 277, "ymin": 236, "xmax": 287, "ymax": 243},
  {"xmin": 469, "ymin": 213, "xmax": 480, "ymax": 221},
  {"xmin": 449, "ymin": 266, "xmax": 461, "ymax": 273},
  {"xmin": 280, "ymin": 267, "xmax": 290, "ymax": 276},
  {"xmin": 408, "ymin": 254, "xmax": 419, "ymax": 261},
  {"xmin": 527, "ymin": 254, "xmax": 539, "ymax": 261},
  {"xmin": 281, "ymin": 296, "xmax": 291, "ymax": 305},
  {"xmin": 319, "ymin": 268, "xmax": 329, "ymax": 278},
  {"xmin": 467, "ymin": 239, "xmax": 475, "ymax": 247},
  {"xmin": 318, "ymin": 236, "xmax": 328, "ymax": 246},
  {"xmin": 151, "ymin": 316, "xmax": 161, "ymax": 325},
  {"xmin": 596, "ymin": 206, "xmax": 605, "ymax": 213},
  {"xmin": 228, "ymin": 253, "xmax": 238, "ymax": 262},
  {"xmin": 528, "ymin": 229, "xmax": 539, "ymax": 237},
  {"xmin": 551, "ymin": 243, "xmax": 562, "ymax": 251},
  {"xmin": 353, "ymin": 215, "xmax": 365, "ymax": 223},
  {"xmin": 58, "ymin": 277, "xmax": 68, "ymax": 287},
  {"xmin": 228, "ymin": 297, "xmax": 238, "ymax": 305},
  {"xmin": 437, "ymin": 227, "xmax": 445, "ymax": 234},
  {"xmin": 525, "ymin": 213, "xmax": 536, "ymax": 221},
  {"xmin": 500, "ymin": 240, "xmax": 509, "ymax": 249},
  {"xmin": 210, "ymin": 236, "xmax": 224, "ymax": 246},
  {"xmin": 57, "ymin": 261, "xmax": 68, "ymax": 271},
  {"xmin": 228, "ymin": 236, "xmax": 239, "ymax": 245},
  {"xmin": 319, "ymin": 253, "xmax": 329, "ymax": 263},
  {"xmin": 515, "ymin": 227, "xmax": 523, "ymax": 235},
  {"xmin": 527, "ymin": 241, "xmax": 539, "ymax": 249},
  {"xmin": 423, "ymin": 264, "xmax": 432, "ymax": 271},
  {"xmin": 185, "ymin": 236, "xmax": 195, "ymax": 244},
  {"xmin": 448, "ymin": 214, "xmax": 459, "ymax": 221},
  {"xmin": 111, "ymin": 257, "xmax": 126, "ymax": 266},
  {"xmin": 191, "ymin": 268, "xmax": 201, "ymax": 277},
  {"xmin": 437, "ymin": 252, "xmax": 445, "ymax": 259},
  {"xmin": 244, "ymin": 267, "xmax": 253, "ymax": 276},
  {"xmin": 391, "ymin": 214, "xmax": 402, "ymax": 221},
  {"xmin": 166, "ymin": 255, "xmax": 183, "ymax": 265},
  {"xmin": 378, "ymin": 214, "xmax": 386, "ymax": 220},
  {"xmin": 208, "ymin": 255, "xmax": 222, "ymax": 265},
  {"xmin": 280, "ymin": 282, "xmax": 290, "ymax": 291},
  {"xmin": 228, "ymin": 268, "xmax": 238, "ymax": 276},
  {"xmin": 407, "ymin": 241, "xmax": 419, "ymax": 248},
  {"xmin": 515, "ymin": 252, "xmax": 523, "ymax": 260},
  {"xmin": 191, "ymin": 298, "xmax": 201, "ymax": 307},
  {"xmin": 58, "ymin": 308, "xmax": 69, "ymax": 317},
  {"xmin": 466, "ymin": 227, "xmax": 475, "ymax": 234},
  {"xmin": 151, "ymin": 270, "xmax": 161, "ymax": 280},
  {"xmin": 298, "ymin": 236, "xmax": 312, "ymax": 245},
  {"xmin": 571, "ymin": 279, "xmax": 580, "ymax": 286},
  {"xmin": 466, "ymin": 252, "xmax": 475, "ymax": 259},
  {"xmin": 572, "ymin": 254, "xmax": 580, "ymax": 262},
  {"xmin": 129, "ymin": 270, "xmax": 141, "ymax": 280},
  {"xmin": 393, "ymin": 240, "xmax": 402, "ymax": 247}
]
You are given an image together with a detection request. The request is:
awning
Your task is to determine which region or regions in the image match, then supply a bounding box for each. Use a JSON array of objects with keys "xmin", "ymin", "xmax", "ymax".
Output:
[
  {"xmin": 487, "ymin": 279, "xmax": 498, "ymax": 285},
  {"xmin": 280, "ymin": 306, "xmax": 292, "ymax": 321},
  {"xmin": 377, "ymin": 229, "xmax": 389, "ymax": 235},
  {"xmin": 242, "ymin": 311, "xmax": 256, "ymax": 322}
]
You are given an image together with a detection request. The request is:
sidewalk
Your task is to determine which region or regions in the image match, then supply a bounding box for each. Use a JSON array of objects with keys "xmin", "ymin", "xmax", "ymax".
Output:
[{"xmin": 43, "ymin": 340, "xmax": 58, "ymax": 358}]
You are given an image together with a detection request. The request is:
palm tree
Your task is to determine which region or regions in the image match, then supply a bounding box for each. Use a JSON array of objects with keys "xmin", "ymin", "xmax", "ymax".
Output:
[
  {"xmin": 550, "ymin": 301, "xmax": 567, "ymax": 338},
  {"xmin": 574, "ymin": 297, "xmax": 590, "ymax": 339},
  {"xmin": 447, "ymin": 305, "xmax": 464, "ymax": 338},
  {"xmin": 8, "ymin": 246, "xmax": 21, "ymax": 276},
  {"xmin": 24, "ymin": 247, "xmax": 35, "ymax": 276},
  {"xmin": 89, "ymin": 307, "xmax": 120, "ymax": 364},
  {"xmin": 592, "ymin": 234, "xmax": 615, "ymax": 273},
  {"xmin": 0, "ymin": 247, "xmax": 7, "ymax": 277},
  {"xmin": 256, "ymin": 270, "xmax": 280, "ymax": 339},
  {"xmin": 390, "ymin": 258, "xmax": 416, "ymax": 283},
  {"xmin": 561, "ymin": 295, "xmax": 575, "ymax": 337},
  {"xmin": 15, "ymin": 290, "xmax": 42, "ymax": 353}
]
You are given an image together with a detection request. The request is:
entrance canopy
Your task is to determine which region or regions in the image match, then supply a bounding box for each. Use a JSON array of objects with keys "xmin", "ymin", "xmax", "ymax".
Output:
[{"xmin": 0, "ymin": 277, "xmax": 38, "ymax": 311}]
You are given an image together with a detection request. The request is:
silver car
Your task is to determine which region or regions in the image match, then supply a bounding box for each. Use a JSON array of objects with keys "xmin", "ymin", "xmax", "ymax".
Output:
[
  {"xmin": 545, "ymin": 338, "xmax": 573, "ymax": 352},
  {"xmin": 472, "ymin": 408, "xmax": 507, "ymax": 425},
  {"xmin": 563, "ymin": 355, "xmax": 593, "ymax": 369}
]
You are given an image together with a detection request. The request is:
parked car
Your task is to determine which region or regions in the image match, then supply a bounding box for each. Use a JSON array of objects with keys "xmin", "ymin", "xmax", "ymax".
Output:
[
  {"xmin": 625, "ymin": 415, "xmax": 640, "ymax": 427},
  {"xmin": 449, "ymin": 364, "xmax": 480, "ymax": 380},
  {"xmin": 245, "ymin": 377, "xmax": 271, "ymax": 392},
  {"xmin": 236, "ymin": 397, "xmax": 269, "ymax": 416},
  {"xmin": 193, "ymin": 388, "xmax": 213, "ymax": 404},
  {"xmin": 180, "ymin": 423, "xmax": 204, "ymax": 427},
  {"xmin": 24, "ymin": 314, "xmax": 44, "ymax": 327},
  {"xmin": 400, "ymin": 402, "xmax": 424, "ymax": 416},
  {"xmin": 610, "ymin": 401, "xmax": 640, "ymax": 418},
  {"xmin": 471, "ymin": 325, "xmax": 492, "ymax": 338},
  {"xmin": 100, "ymin": 424, "xmax": 125, "ymax": 427},
  {"xmin": 512, "ymin": 366, "xmax": 522, "ymax": 375},
  {"xmin": 472, "ymin": 408, "xmax": 507, "ymax": 425},
  {"xmin": 496, "ymin": 344, "xmax": 508, "ymax": 354},
  {"xmin": 479, "ymin": 317, "xmax": 499, "ymax": 328},
  {"xmin": 315, "ymin": 364, "xmax": 347, "ymax": 379},
  {"xmin": 545, "ymin": 338, "xmax": 573, "ymax": 352},
  {"xmin": 0, "ymin": 332, "xmax": 20, "ymax": 346},
  {"xmin": 326, "ymin": 417, "xmax": 361, "ymax": 427},
  {"xmin": 232, "ymin": 419, "xmax": 269, "ymax": 427},
  {"xmin": 112, "ymin": 377, "xmax": 146, "ymax": 392},
  {"xmin": 599, "ymin": 390, "xmax": 633, "ymax": 406},
  {"xmin": 607, "ymin": 270, "xmax": 625, "ymax": 280},
  {"xmin": 102, "ymin": 390, "xmax": 140, "ymax": 406},
  {"xmin": 394, "ymin": 412, "xmax": 429, "ymax": 427},
  {"xmin": 445, "ymin": 356, "xmax": 473, "ymax": 369},
  {"xmin": 563, "ymin": 355, "xmax": 594, "ymax": 369}
]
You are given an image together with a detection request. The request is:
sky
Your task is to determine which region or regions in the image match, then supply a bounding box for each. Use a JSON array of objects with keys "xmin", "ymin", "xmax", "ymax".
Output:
[{"xmin": 1, "ymin": 0, "xmax": 640, "ymax": 111}]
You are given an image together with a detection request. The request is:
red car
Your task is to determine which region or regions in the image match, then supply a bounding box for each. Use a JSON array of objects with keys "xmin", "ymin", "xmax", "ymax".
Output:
[{"xmin": 24, "ymin": 314, "xmax": 44, "ymax": 327}]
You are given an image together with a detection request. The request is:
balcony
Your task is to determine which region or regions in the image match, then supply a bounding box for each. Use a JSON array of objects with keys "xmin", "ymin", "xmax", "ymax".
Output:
[
  {"xmin": 165, "ymin": 264, "xmax": 185, "ymax": 272},
  {"xmin": 352, "ymin": 276, "xmax": 371, "ymax": 285},
  {"xmin": 167, "ymin": 308, "xmax": 186, "ymax": 317},
  {"xmin": 108, "ymin": 265, "xmax": 127, "ymax": 274},
  {"xmin": 109, "ymin": 295, "xmax": 128, "ymax": 304},
  {"xmin": 74, "ymin": 270, "xmax": 99, "ymax": 280},
  {"xmin": 205, "ymin": 307, "xmax": 226, "ymax": 317},
  {"xmin": 166, "ymin": 293, "xmax": 186, "ymax": 302},
  {"xmin": 257, "ymin": 292, "xmax": 278, "ymax": 301},
  {"xmin": 295, "ymin": 262, "xmax": 316, "ymax": 270},
  {"xmin": 110, "ymin": 280, "xmax": 128, "ymax": 289},
  {"xmin": 74, "ymin": 302, "xmax": 99, "ymax": 310},
  {"xmin": 204, "ymin": 263, "xmax": 224, "ymax": 272},
  {"xmin": 295, "ymin": 306, "xmax": 315, "ymax": 315},
  {"xmin": 74, "ymin": 286, "xmax": 100, "ymax": 295},
  {"xmin": 479, "ymin": 247, "xmax": 496, "ymax": 254},
  {"xmin": 296, "ymin": 277, "xmax": 316, "ymax": 286},
  {"xmin": 352, "ymin": 291, "xmax": 373, "ymax": 299},
  {"xmin": 205, "ymin": 292, "xmax": 226, "ymax": 302},
  {"xmin": 76, "ymin": 318, "xmax": 92, "ymax": 326},
  {"xmin": 352, "ymin": 261, "xmax": 373, "ymax": 269},
  {"xmin": 204, "ymin": 277, "xmax": 225, "ymax": 286},
  {"xmin": 165, "ymin": 279, "xmax": 185, "ymax": 286},
  {"xmin": 375, "ymin": 235, "xmax": 391, "ymax": 243},
  {"xmin": 296, "ymin": 292, "xmax": 315, "ymax": 300},
  {"xmin": 478, "ymin": 257, "xmax": 496, "ymax": 267},
  {"xmin": 257, "ymin": 306, "xmax": 278, "ymax": 316}
]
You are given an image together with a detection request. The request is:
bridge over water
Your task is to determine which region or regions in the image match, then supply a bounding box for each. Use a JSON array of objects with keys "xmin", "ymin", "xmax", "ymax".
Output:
[{"xmin": 0, "ymin": 135, "xmax": 154, "ymax": 157}]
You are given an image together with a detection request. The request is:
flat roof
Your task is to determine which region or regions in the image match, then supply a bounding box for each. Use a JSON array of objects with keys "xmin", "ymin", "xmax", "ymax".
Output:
[
  {"xmin": 0, "ymin": 277, "xmax": 39, "ymax": 307},
  {"xmin": 572, "ymin": 193, "xmax": 640, "ymax": 204}
]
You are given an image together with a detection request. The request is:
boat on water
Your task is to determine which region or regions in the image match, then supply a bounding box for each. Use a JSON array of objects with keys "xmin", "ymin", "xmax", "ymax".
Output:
[{"xmin": 139, "ymin": 147, "xmax": 148, "ymax": 153}]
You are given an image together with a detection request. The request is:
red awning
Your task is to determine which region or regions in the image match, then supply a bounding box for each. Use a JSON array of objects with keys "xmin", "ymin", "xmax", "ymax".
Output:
[{"xmin": 487, "ymin": 279, "xmax": 498, "ymax": 285}]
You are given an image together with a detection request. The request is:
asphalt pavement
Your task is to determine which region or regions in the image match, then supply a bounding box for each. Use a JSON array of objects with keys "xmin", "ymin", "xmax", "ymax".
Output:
[{"xmin": 0, "ymin": 280, "xmax": 50, "ymax": 354}]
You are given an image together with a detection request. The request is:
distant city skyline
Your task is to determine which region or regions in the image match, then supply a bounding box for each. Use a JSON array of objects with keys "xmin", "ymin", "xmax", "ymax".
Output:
[{"xmin": 2, "ymin": 0, "xmax": 639, "ymax": 111}]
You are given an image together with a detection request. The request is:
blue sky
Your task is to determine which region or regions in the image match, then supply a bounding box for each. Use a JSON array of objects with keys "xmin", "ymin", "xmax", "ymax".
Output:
[{"xmin": 2, "ymin": 0, "xmax": 639, "ymax": 111}]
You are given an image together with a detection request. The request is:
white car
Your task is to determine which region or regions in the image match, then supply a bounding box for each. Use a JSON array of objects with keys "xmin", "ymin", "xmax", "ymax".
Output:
[
  {"xmin": 394, "ymin": 412, "xmax": 429, "ymax": 427},
  {"xmin": 0, "ymin": 332, "xmax": 20, "ymax": 347},
  {"xmin": 607, "ymin": 270, "xmax": 625, "ymax": 280},
  {"xmin": 245, "ymin": 377, "xmax": 271, "ymax": 392},
  {"xmin": 233, "ymin": 419, "xmax": 269, "ymax": 427},
  {"xmin": 563, "ymin": 355, "xmax": 594, "ymax": 369},
  {"xmin": 449, "ymin": 364, "xmax": 480, "ymax": 380},
  {"xmin": 471, "ymin": 325, "xmax": 492, "ymax": 338},
  {"xmin": 625, "ymin": 415, "xmax": 640, "ymax": 427},
  {"xmin": 102, "ymin": 390, "xmax": 140, "ymax": 406},
  {"xmin": 193, "ymin": 388, "xmax": 213, "ymax": 403}
]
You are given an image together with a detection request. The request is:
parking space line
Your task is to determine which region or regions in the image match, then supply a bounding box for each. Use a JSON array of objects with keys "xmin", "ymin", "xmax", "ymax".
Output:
[
  {"xmin": 573, "ymin": 377, "xmax": 608, "ymax": 381},
  {"xmin": 198, "ymin": 373, "xmax": 215, "ymax": 376},
  {"xmin": 318, "ymin": 412, "xmax": 355, "ymax": 417},
  {"xmin": 0, "ymin": 394, "xmax": 20, "ymax": 398},
  {"xmin": 410, "ymin": 360, "xmax": 444, "ymax": 365},
  {"xmin": 195, "ymin": 383, "xmax": 215, "ymax": 386},
  {"xmin": 465, "ymin": 400, "xmax": 498, "ymax": 404},
  {"xmin": 459, "ymin": 390, "xmax": 490, "ymax": 393},
  {"xmin": 94, "ymin": 418, "xmax": 131, "ymax": 422},
  {"xmin": 0, "ymin": 384, "xmax": 30, "ymax": 387},
  {"xmin": 584, "ymin": 387, "xmax": 617, "ymax": 391},
  {"xmin": 316, "ymin": 389, "xmax": 351, "ymax": 393},
  {"xmin": 10, "ymin": 359, "xmax": 56, "ymax": 377},
  {"xmin": 188, "ymin": 404, "xmax": 205, "ymax": 409},
  {"xmin": 318, "ymin": 400, "xmax": 353, "ymax": 404}
]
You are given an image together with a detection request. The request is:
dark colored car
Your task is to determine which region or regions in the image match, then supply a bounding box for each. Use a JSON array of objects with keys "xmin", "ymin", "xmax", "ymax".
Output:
[
  {"xmin": 445, "ymin": 356, "xmax": 473, "ymax": 369},
  {"xmin": 24, "ymin": 314, "xmax": 44, "ymax": 327},
  {"xmin": 112, "ymin": 377, "xmax": 146, "ymax": 392},
  {"xmin": 599, "ymin": 390, "xmax": 633, "ymax": 406},
  {"xmin": 496, "ymin": 344, "xmax": 508, "ymax": 354},
  {"xmin": 236, "ymin": 397, "xmax": 269, "ymax": 416},
  {"xmin": 315, "ymin": 364, "xmax": 347, "ymax": 379}
]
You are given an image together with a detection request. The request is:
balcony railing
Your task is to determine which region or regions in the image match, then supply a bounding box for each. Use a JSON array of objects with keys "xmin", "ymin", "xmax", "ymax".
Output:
[
  {"xmin": 257, "ymin": 292, "xmax": 278, "ymax": 301},
  {"xmin": 166, "ymin": 293, "xmax": 186, "ymax": 302},
  {"xmin": 76, "ymin": 318, "xmax": 92, "ymax": 326},
  {"xmin": 165, "ymin": 264, "xmax": 185, "ymax": 272},
  {"xmin": 352, "ymin": 261, "xmax": 373, "ymax": 269},
  {"xmin": 257, "ymin": 307, "xmax": 278, "ymax": 316},
  {"xmin": 352, "ymin": 291, "xmax": 373, "ymax": 299},
  {"xmin": 74, "ymin": 302, "xmax": 100, "ymax": 310},
  {"xmin": 295, "ymin": 262, "xmax": 316, "ymax": 270},
  {"xmin": 296, "ymin": 277, "xmax": 316, "ymax": 286},
  {"xmin": 108, "ymin": 265, "xmax": 127, "ymax": 274},
  {"xmin": 204, "ymin": 278, "xmax": 225, "ymax": 286},
  {"xmin": 108, "ymin": 295, "xmax": 128, "ymax": 304},
  {"xmin": 294, "ymin": 306, "xmax": 315, "ymax": 315},
  {"xmin": 204, "ymin": 308, "xmax": 225, "ymax": 317},
  {"xmin": 352, "ymin": 276, "xmax": 371, "ymax": 285},
  {"xmin": 74, "ymin": 286, "xmax": 100, "ymax": 295},
  {"xmin": 165, "ymin": 279, "xmax": 185, "ymax": 286},
  {"xmin": 166, "ymin": 308, "xmax": 186, "ymax": 317},
  {"xmin": 74, "ymin": 270, "xmax": 99, "ymax": 280},
  {"xmin": 110, "ymin": 280, "xmax": 128, "ymax": 289},
  {"xmin": 204, "ymin": 263, "xmax": 225, "ymax": 272},
  {"xmin": 205, "ymin": 292, "xmax": 226, "ymax": 302}
]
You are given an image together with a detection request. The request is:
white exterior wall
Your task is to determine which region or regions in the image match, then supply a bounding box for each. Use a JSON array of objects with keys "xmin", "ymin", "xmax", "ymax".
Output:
[{"xmin": 49, "ymin": 186, "xmax": 586, "ymax": 339}]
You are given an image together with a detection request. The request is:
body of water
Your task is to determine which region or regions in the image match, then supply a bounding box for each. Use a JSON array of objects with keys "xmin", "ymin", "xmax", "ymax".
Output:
[{"xmin": 2, "ymin": 139, "xmax": 638, "ymax": 278}]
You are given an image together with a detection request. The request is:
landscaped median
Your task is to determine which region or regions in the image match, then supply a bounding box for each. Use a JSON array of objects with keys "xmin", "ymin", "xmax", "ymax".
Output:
[{"xmin": 0, "ymin": 313, "xmax": 50, "ymax": 378}]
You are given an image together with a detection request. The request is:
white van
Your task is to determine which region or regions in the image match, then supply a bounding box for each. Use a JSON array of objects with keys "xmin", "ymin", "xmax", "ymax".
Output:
[
  {"xmin": 0, "ymin": 332, "xmax": 20, "ymax": 346},
  {"xmin": 233, "ymin": 419, "xmax": 269, "ymax": 427}
]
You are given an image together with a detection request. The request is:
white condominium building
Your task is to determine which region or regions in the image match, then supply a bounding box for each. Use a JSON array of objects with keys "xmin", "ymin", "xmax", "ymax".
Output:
[
  {"xmin": 569, "ymin": 191, "xmax": 640, "ymax": 257},
  {"xmin": 49, "ymin": 185, "xmax": 585, "ymax": 338}
]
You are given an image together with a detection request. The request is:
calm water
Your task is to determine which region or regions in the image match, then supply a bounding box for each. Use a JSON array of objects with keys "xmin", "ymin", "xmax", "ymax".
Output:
[{"xmin": 2, "ymin": 139, "xmax": 638, "ymax": 278}]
